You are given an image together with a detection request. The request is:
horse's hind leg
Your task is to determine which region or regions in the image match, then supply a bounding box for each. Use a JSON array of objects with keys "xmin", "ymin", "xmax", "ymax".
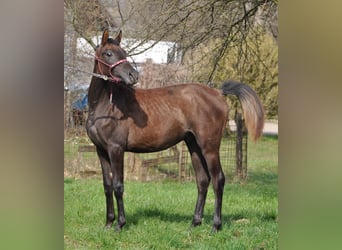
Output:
[
  {"xmin": 203, "ymin": 149, "xmax": 225, "ymax": 232},
  {"xmin": 185, "ymin": 134, "xmax": 210, "ymax": 228},
  {"xmin": 96, "ymin": 147, "xmax": 115, "ymax": 229}
]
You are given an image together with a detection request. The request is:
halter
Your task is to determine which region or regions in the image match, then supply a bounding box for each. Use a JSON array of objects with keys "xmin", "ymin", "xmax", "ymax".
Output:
[{"xmin": 95, "ymin": 55, "xmax": 128, "ymax": 83}]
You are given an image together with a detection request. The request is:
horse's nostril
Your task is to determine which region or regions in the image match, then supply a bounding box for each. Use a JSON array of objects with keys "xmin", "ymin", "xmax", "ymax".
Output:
[{"xmin": 129, "ymin": 72, "xmax": 138, "ymax": 82}]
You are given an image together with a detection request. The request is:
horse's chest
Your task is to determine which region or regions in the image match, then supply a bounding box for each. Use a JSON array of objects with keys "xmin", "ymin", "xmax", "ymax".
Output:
[
  {"xmin": 86, "ymin": 115, "xmax": 127, "ymax": 148},
  {"xmin": 86, "ymin": 123, "xmax": 101, "ymax": 145},
  {"xmin": 86, "ymin": 117, "xmax": 111, "ymax": 146}
]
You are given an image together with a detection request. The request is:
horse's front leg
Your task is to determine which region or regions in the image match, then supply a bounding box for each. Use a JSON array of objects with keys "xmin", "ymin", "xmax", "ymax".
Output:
[
  {"xmin": 96, "ymin": 147, "xmax": 115, "ymax": 229},
  {"xmin": 108, "ymin": 144, "xmax": 126, "ymax": 231}
]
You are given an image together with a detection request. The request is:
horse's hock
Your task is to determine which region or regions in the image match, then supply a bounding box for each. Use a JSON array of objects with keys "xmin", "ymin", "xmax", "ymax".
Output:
[{"xmin": 73, "ymin": 113, "xmax": 247, "ymax": 181}]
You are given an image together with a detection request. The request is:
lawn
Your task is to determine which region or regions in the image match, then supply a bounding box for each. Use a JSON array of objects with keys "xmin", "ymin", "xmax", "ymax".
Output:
[{"xmin": 64, "ymin": 135, "xmax": 278, "ymax": 249}]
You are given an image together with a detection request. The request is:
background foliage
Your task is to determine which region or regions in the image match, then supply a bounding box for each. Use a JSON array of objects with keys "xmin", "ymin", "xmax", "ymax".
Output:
[{"xmin": 64, "ymin": 0, "xmax": 278, "ymax": 118}]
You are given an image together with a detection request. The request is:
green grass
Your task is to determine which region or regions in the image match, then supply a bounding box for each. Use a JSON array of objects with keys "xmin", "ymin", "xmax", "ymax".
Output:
[{"xmin": 64, "ymin": 135, "xmax": 277, "ymax": 249}]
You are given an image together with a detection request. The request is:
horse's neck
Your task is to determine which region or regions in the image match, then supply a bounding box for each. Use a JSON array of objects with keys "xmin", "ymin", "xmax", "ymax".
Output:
[
  {"xmin": 87, "ymin": 74, "xmax": 135, "ymax": 115},
  {"xmin": 87, "ymin": 77, "xmax": 109, "ymax": 111},
  {"xmin": 88, "ymin": 63, "xmax": 109, "ymax": 110}
]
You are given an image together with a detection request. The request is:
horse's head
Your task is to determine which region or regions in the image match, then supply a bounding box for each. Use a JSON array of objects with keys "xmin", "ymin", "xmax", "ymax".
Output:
[{"xmin": 95, "ymin": 29, "xmax": 139, "ymax": 85}]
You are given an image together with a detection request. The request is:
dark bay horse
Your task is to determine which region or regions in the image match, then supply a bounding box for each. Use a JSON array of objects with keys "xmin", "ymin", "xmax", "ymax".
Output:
[{"xmin": 86, "ymin": 29, "xmax": 264, "ymax": 232}]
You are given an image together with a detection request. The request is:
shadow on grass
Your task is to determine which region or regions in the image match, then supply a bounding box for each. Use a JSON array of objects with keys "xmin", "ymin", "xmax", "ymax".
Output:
[
  {"xmin": 247, "ymin": 171, "xmax": 278, "ymax": 185},
  {"xmin": 220, "ymin": 212, "xmax": 277, "ymax": 228},
  {"xmin": 259, "ymin": 212, "xmax": 278, "ymax": 222},
  {"xmin": 262, "ymin": 133, "xmax": 278, "ymax": 140},
  {"xmin": 125, "ymin": 206, "xmax": 277, "ymax": 231},
  {"xmin": 64, "ymin": 178, "xmax": 74, "ymax": 184},
  {"xmin": 126, "ymin": 208, "xmax": 228, "ymax": 231},
  {"xmin": 127, "ymin": 207, "xmax": 193, "ymax": 227}
]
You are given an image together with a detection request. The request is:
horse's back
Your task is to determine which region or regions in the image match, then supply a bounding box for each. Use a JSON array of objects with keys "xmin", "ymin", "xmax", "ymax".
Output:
[
  {"xmin": 135, "ymin": 84, "xmax": 227, "ymax": 124},
  {"xmin": 136, "ymin": 83, "xmax": 226, "ymax": 113}
]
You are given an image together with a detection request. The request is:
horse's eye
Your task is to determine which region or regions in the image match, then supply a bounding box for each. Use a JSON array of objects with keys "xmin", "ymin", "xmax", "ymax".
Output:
[{"xmin": 105, "ymin": 51, "xmax": 112, "ymax": 57}]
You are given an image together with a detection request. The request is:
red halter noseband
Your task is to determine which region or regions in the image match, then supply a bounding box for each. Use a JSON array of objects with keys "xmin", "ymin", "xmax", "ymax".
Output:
[{"xmin": 95, "ymin": 55, "xmax": 128, "ymax": 83}]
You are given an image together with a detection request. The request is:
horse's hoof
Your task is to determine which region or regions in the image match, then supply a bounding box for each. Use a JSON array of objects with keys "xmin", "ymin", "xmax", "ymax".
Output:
[
  {"xmin": 212, "ymin": 224, "xmax": 222, "ymax": 233},
  {"xmin": 104, "ymin": 221, "xmax": 113, "ymax": 229},
  {"xmin": 188, "ymin": 220, "xmax": 201, "ymax": 232},
  {"xmin": 191, "ymin": 217, "xmax": 202, "ymax": 227},
  {"xmin": 115, "ymin": 224, "xmax": 123, "ymax": 232}
]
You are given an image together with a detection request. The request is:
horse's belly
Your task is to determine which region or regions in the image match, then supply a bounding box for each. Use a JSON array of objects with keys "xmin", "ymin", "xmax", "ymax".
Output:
[{"xmin": 126, "ymin": 127, "xmax": 184, "ymax": 153}]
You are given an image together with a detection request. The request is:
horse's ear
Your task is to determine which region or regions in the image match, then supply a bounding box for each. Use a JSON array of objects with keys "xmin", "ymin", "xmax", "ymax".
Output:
[
  {"xmin": 101, "ymin": 29, "xmax": 109, "ymax": 46},
  {"xmin": 114, "ymin": 30, "xmax": 122, "ymax": 44}
]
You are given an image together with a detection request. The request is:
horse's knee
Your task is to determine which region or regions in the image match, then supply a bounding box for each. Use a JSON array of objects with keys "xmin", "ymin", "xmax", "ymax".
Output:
[
  {"xmin": 103, "ymin": 184, "xmax": 113, "ymax": 196},
  {"xmin": 113, "ymin": 182, "xmax": 124, "ymax": 196},
  {"xmin": 198, "ymin": 177, "xmax": 210, "ymax": 190}
]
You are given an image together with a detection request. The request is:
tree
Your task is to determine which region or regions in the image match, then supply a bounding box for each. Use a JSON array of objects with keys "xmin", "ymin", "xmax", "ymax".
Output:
[
  {"xmin": 64, "ymin": 0, "xmax": 278, "ymax": 118},
  {"xmin": 64, "ymin": 0, "xmax": 119, "ymax": 49}
]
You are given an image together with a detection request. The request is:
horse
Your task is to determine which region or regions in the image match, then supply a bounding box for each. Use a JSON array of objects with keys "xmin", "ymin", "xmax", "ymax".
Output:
[{"xmin": 86, "ymin": 29, "xmax": 264, "ymax": 232}]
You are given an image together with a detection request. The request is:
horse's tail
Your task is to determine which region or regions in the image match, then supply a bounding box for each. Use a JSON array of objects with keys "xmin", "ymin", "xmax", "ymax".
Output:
[{"xmin": 221, "ymin": 81, "xmax": 265, "ymax": 141}]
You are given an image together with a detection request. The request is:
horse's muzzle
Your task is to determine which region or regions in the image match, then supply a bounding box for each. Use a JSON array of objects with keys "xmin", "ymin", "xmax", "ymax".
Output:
[{"xmin": 128, "ymin": 69, "xmax": 139, "ymax": 85}]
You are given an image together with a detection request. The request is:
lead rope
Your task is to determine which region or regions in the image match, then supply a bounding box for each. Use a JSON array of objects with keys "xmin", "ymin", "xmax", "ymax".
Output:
[
  {"xmin": 64, "ymin": 66, "xmax": 111, "ymax": 81},
  {"xmin": 110, "ymin": 84, "xmax": 113, "ymax": 104}
]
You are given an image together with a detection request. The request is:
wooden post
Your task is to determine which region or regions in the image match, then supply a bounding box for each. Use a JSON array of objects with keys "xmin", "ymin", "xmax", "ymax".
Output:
[
  {"xmin": 243, "ymin": 127, "xmax": 248, "ymax": 180},
  {"xmin": 178, "ymin": 142, "xmax": 184, "ymax": 181},
  {"xmin": 235, "ymin": 112, "xmax": 243, "ymax": 180},
  {"xmin": 178, "ymin": 142, "xmax": 189, "ymax": 181}
]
